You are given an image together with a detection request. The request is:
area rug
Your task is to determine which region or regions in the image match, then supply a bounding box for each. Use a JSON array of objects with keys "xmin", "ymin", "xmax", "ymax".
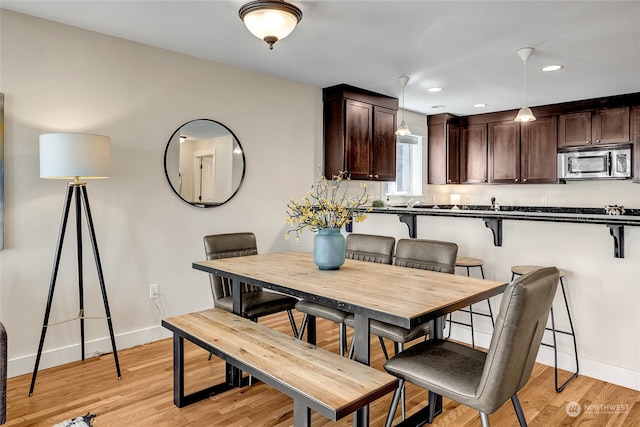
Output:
[{"xmin": 52, "ymin": 413, "xmax": 96, "ymax": 427}]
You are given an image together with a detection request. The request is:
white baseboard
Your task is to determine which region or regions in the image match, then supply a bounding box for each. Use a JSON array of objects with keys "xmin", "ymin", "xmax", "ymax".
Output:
[
  {"xmin": 8, "ymin": 325, "xmax": 172, "ymax": 379},
  {"xmin": 447, "ymin": 326, "xmax": 640, "ymax": 391}
]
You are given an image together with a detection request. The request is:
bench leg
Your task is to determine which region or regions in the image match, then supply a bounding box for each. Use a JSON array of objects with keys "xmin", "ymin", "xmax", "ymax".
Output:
[
  {"xmin": 293, "ymin": 400, "xmax": 311, "ymax": 427},
  {"xmin": 171, "ymin": 332, "xmax": 235, "ymax": 407},
  {"xmin": 226, "ymin": 360, "xmax": 243, "ymax": 388}
]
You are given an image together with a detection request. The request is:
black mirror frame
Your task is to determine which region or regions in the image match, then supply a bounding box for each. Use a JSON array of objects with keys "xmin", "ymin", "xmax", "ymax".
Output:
[{"xmin": 163, "ymin": 119, "xmax": 246, "ymax": 208}]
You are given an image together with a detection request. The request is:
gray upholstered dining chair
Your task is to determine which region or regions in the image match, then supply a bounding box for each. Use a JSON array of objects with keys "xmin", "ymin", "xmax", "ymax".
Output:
[
  {"xmin": 383, "ymin": 267, "xmax": 560, "ymax": 427},
  {"xmin": 344, "ymin": 237, "xmax": 458, "ymax": 420},
  {"xmin": 295, "ymin": 233, "xmax": 395, "ymax": 356},
  {"xmin": 204, "ymin": 232, "xmax": 299, "ymax": 335}
]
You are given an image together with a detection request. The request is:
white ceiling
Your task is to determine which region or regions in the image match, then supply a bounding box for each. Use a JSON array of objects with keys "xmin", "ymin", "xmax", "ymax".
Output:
[{"xmin": 2, "ymin": 1, "xmax": 640, "ymax": 117}]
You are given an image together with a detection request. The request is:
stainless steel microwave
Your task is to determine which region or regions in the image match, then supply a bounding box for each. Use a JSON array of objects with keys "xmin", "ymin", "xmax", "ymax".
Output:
[{"xmin": 558, "ymin": 148, "xmax": 632, "ymax": 180}]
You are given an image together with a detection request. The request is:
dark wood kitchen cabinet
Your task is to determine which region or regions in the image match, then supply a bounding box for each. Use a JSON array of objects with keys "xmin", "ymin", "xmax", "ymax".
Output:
[
  {"xmin": 488, "ymin": 117, "xmax": 558, "ymax": 184},
  {"xmin": 323, "ymin": 84, "xmax": 398, "ymax": 181},
  {"xmin": 460, "ymin": 124, "xmax": 487, "ymax": 183},
  {"xmin": 428, "ymin": 113, "xmax": 459, "ymax": 184},
  {"xmin": 558, "ymin": 106, "xmax": 630, "ymax": 148}
]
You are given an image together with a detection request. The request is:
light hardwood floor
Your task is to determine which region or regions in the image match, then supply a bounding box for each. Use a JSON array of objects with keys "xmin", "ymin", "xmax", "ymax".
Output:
[{"xmin": 6, "ymin": 312, "xmax": 640, "ymax": 426}]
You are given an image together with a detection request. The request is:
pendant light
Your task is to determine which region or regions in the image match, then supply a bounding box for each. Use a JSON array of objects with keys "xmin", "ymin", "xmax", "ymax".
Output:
[
  {"xmin": 239, "ymin": 0, "xmax": 303, "ymax": 50},
  {"xmin": 396, "ymin": 75, "xmax": 411, "ymax": 136},
  {"xmin": 514, "ymin": 47, "xmax": 536, "ymax": 122}
]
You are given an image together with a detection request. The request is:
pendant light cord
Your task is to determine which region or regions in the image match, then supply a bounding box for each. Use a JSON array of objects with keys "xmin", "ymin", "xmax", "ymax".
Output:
[
  {"xmin": 522, "ymin": 60, "xmax": 527, "ymax": 107},
  {"xmin": 401, "ymin": 85, "xmax": 405, "ymax": 122}
]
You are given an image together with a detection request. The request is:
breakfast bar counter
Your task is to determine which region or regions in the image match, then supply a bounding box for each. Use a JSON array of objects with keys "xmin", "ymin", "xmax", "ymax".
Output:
[{"xmin": 349, "ymin": 205, "xmax": 640, "ymax": 258}]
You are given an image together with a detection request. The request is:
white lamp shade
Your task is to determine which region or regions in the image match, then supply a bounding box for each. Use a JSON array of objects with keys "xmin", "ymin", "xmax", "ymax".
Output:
[
  {"xmin": 243, "ymin": 8, "xmax": 299, "ymax": 41},
  {"xmin": 514, "ymin": 106, "xmax": 536, "ymax": 123},
  {"xmin": 40, "ymin": 133, "xmax": 111, "ymax": 179},
  {"xmin": 395, "ymin": 121, "xmax": 411, "ymax": 136}
]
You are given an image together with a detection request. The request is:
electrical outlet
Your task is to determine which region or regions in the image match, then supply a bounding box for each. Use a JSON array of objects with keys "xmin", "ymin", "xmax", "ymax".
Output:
[
  {"xmin": 149, "ymin": 283, "xmax": 159, "ymax": 299},
  {"xmin": 541, "ymin": 196, "xmax": 548, "ymax": 206}
]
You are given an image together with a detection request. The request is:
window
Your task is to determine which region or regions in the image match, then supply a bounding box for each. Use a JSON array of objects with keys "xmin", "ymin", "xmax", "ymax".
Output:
[{"xmin": 387, "ymin": 134, "xmax": 423, "ymax": 196}]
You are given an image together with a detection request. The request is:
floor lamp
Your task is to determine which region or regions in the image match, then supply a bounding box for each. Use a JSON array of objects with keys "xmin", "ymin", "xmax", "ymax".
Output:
[{"xmin": 29, "ymin": 133, "xmax": 121, "ymax": 396}]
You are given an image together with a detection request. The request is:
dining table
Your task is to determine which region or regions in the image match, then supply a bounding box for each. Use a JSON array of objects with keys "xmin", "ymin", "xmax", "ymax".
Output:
[{"xmin": 193, "ymin": 251, "xmax": 508, "ymax": 427}]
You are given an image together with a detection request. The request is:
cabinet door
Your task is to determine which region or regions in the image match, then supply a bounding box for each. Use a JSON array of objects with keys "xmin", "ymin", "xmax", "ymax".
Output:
[
  {"xmin": 428, "ymin": 122, "xmax": 460, "ymax": 184},
  {"xmin": 344, "ymin": 100, "xmax": 373, "ymax": 180},
  {"xmin": 592, "ymin": 106, "xmax": 630, "ymax": 145},
  {"xmin": 428, "ymin": 123, "xmax": 447, "ymax": 184},
  {"xmin": 460, "ymin": 124, "xmax": 487, "ymax": 184},
  {"xmin": 558, "ymin": 112, "xmax": 591, "ymax": 148},
  {"xmin": 488, "ymin": 121, "xmax": 520, "ymax": 183},
  {"xmin": 447, "ymin": 125, "xmax": 460, "ymax": 184},
  {"xmin": 372, "ymin": 106, "xmax": 396, "ymax": 181},
  {"xmin": 521, "ymin": 116, "xmax": 558, "ymax": 183}
]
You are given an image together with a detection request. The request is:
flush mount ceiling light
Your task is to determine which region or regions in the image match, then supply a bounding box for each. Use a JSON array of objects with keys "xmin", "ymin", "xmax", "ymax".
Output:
[
  {"xmin": 395, "ymin": 75, "xmax": 411, "ymax": 136},
  {"xmin": 239, "ymin": 0, "xmax": 303, "ymax": 50},
  {"xmin": 428, "ymin": 87, "xmax": 443, "ymax": 92},
  {"xmin": 514, "ymin": 47, "xmax": 536, "ymax": 123}
]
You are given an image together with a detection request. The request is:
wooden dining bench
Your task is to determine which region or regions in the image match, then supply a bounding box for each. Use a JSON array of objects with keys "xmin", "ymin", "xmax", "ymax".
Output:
[{"xmin": 162, "ymin": 308, "xmax": 398, "ymax": 426}]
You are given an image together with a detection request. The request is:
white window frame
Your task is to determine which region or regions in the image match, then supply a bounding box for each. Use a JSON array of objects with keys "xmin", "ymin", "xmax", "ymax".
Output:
[{"xmin": 386, "ymin": 134, "xmax": 423, "ymax": 196}]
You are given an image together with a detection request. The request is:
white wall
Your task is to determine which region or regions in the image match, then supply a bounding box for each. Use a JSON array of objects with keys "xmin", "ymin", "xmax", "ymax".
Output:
[
  {"xmin": 1, "ymin": 10, "xmax": 638, "ymax": 393},
  {"xmin": 0, "ymin": 10, "xmax": 319, "ymax": 377}
]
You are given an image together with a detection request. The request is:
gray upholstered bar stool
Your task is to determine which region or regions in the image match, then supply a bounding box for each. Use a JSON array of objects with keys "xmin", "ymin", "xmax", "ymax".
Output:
[
  {"xmin": 511, "ymin": 265, "xmax": 579, "ymax": 392},
  {"xmin": 446, "ymin": 257, "xmax": 494, "ymax": 348}
]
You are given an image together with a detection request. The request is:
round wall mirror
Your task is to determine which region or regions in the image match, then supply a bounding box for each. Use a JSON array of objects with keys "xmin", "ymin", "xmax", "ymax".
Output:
[{"xmin": 164, "ymin": 119, "xmax": 245, "ymax": 208}]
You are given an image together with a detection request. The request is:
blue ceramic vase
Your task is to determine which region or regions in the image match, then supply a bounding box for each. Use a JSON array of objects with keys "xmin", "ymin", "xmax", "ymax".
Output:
[{"xmin": 313, "ymin": 228, "xmax": 346, "ymax": 270}]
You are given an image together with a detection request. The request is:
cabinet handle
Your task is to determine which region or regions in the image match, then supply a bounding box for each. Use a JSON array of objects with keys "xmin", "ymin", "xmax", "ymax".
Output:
[
  {"xmin": 523, "ymin": 178, "xmax": 528, "ymax": 182},
  {"xmin": 596, "ymin": 139, "xmax": 601, "ymax": 143},
  {"xmin": 515, "ymin": 178, "xmax": 519, "ymax": 182},
  {"xmin": 483, "ymin": 179, "xmax": 487, "ymax": 183},
  {"xmin": 367, "ymin": 174, "xmax": 373, "ymax": 179},
  {"xmin": 586, "ymin": 140, "xmax": 591, "ymax": 144},
  {"xmin": 374, "ymin": 174, "xmax": 379, "ymax": 179}
]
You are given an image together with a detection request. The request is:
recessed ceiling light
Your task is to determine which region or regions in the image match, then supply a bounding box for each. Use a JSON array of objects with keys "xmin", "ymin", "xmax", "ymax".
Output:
[
  {"xmin": 542, "ymin": 65, "xmax": 563, "ymax": 72},
  {"xmin": 428, "ymin": 87, "xmax": 443, "ymax": 92},
  {"xmin": 431, "ymin": 105, "xmax": 445, "ymax": 109},
  {"xmin": 473, "ymin": 103, "xmax": 487, "ymax": 108}
]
